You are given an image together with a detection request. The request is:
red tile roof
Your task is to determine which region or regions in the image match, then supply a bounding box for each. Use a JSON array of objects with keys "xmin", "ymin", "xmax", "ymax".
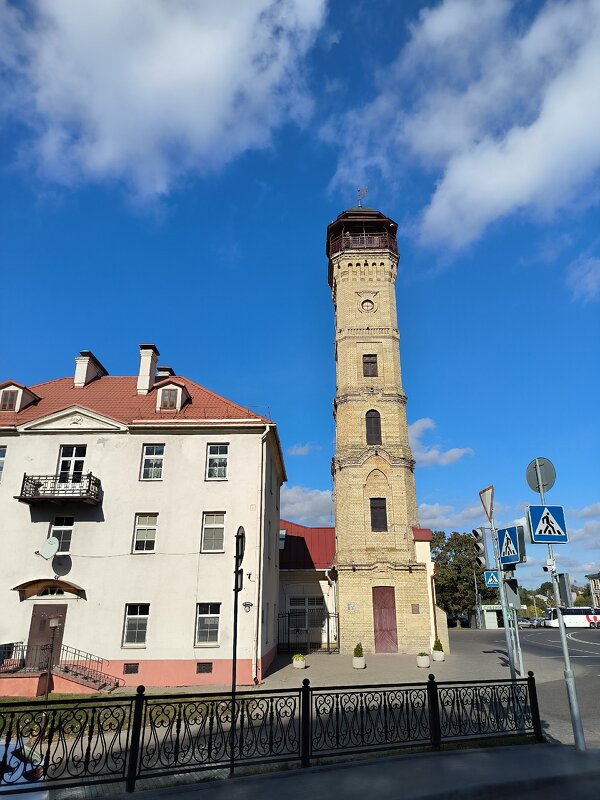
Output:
[
  {"xmin": 0, "ymin": 375, "xmax": 272, "ymax": 427},
  {"xmin": 279, "ymin": 519, "xmax": 336, "ymax": 570}
]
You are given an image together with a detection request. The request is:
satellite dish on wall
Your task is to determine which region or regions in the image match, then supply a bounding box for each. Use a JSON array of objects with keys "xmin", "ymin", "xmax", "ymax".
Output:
[{"xmin": 36, "ymin": 537, "xmax": 59, "ymax": 560}]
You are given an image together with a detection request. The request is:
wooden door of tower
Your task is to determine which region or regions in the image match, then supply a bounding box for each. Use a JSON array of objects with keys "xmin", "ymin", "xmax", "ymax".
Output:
[
  {"xmin": 26, "ymin": 604, "xmax": 67, "ymax": 670},
  {"xmin": 372, "ymin": 587, "xmax": 398, "ymax": 653}
]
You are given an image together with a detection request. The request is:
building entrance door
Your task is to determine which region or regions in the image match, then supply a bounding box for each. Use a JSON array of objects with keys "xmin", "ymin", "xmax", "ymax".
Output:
[
  {"xmin": 26, "ymin": 604, "xmax": 67, "ymax": 670},
  {"xmin": 372, "ymin": 586, "xmax": 398, "ymax": 653}
]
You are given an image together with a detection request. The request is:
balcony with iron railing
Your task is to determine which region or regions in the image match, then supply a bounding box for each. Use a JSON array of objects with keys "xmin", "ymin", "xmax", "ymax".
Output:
[
  {"xmin": 15, "ymin": 472, "xmax": 102, "ymax": 505},
  {"xmin": 329, "ymin": 231, "xmax": 398, "ymax": 255}
]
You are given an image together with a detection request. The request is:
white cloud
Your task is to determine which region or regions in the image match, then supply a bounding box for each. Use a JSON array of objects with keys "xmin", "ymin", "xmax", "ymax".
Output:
[
  {"xmin": 0, "ymin": 0, "xmax": 326, "ymax": 197},
  {"xmin": 418, "ymin": 501, "xmax": 482, "ymax": 530},
  {"xmin": 408, "ymin": 417, "xmax": 473, "ymax": 467},
  {"xmin": 571, "ymin": 502, "xmax": 600, "ymax": 519},
  {"xmin": 330, "ymin": 0, "xmax": 600, "ymax": 250},
  {"xmin": 567, "ymin": 256, "xmax": 600, "ymax": 301},
  {"xmin": 281, "ymin": 485, "xmax": 333, "ymax": 526},
  {"xmin": 287, "ymin": 442, "xmax": 318, "ymax": 456}
]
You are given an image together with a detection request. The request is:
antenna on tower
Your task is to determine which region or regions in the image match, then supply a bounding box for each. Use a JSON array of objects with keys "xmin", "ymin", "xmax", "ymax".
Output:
[{"xmin": 356, "ymin": 187, "xmax": 368, "ymax": 207}]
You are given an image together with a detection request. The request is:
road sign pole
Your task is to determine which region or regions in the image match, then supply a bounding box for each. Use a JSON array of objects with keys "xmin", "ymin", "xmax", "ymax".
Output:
[
  {"xmin": 535, "ymin": 458, "xmax": 586, "ymax": 750},
  {"xmin": 490, "ymin": 516, "xmax": 517, "ymax": 681},
  {"xmin": 534, "ymin": 460, "xmax": 586, "ymax": 751}
]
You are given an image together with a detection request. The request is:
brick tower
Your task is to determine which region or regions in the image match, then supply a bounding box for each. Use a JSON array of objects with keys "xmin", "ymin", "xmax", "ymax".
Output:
[{"xmin": 328, "ymin": 205, "xmax": 438, "ymax": 655}]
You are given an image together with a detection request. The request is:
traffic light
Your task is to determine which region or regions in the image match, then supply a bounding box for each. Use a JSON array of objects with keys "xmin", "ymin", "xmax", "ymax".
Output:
[{"xmin": 471, "ymin": 528, "xmax": 488, "ymax": 569}]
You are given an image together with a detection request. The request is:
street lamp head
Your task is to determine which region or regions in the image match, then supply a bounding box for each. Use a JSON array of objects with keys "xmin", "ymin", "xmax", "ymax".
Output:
[
  {"xmin": 49, "ymin": 617, "xmax": 61, "ymax": 628},
  {"xmin": 242, "ymin": 601, "xmax": 253, "ymax": 613}
]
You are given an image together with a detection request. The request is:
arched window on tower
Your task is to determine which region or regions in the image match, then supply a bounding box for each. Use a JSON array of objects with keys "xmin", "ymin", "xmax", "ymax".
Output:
[{"xmin": 366, "ymin": 410, "xmax": 382, "ymax": 445}]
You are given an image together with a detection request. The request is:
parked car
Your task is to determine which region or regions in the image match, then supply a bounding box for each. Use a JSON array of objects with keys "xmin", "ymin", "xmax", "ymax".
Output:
[
  {"xmin": 0, "ymin": 742, "xmax": 48, "ymax": 798},
  {"xmin": 518, "ymin": 617, "xmax": 534, "ymax": 628}
]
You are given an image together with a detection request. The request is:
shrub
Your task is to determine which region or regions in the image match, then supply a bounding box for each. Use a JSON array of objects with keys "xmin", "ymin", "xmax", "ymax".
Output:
[
  {"xmin": 353, "ymin": 643, "xmax": 363, "ymax": 658},
  {"xmin": 433, "ymin": 638, "xmax": 444, "ymax": 652},
  {"xmin": 292, "ymin": 653, "xmax": 305, "ymax": 661},
  {"xmin": 417, "ymin": 652, "xmax": 429, "ymax": 658}
]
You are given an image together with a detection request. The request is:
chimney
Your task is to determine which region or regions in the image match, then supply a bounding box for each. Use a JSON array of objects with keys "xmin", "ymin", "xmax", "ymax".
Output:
[
  {"xmin": 156, "ymin": 366, "xmax": 175, "ymax": 379},
  {"xmin": 74, "ymin": 350, "xmax": 108, "ymax": 388},
  {"xmin": 137, "ymin": 344, "xmax": 160, "ymax": 394}
]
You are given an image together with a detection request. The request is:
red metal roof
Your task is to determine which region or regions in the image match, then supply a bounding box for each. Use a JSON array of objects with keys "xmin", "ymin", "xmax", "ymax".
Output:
[
  {"xmin": 412, "ymin": 527, "xmax": 433, "ymax": 542},
  {"xmin": 279, "ymin": 519, "xmax": 336, "ymax": 570},
  {"xmin": 0, "ymin": 375, "xmax": 272, "ymax": 427}
]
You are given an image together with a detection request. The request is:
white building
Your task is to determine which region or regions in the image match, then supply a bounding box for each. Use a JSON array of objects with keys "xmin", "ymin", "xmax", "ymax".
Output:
[{"xmin": 0, "ymin": 345, "xmax": 285, "ymax": 695}]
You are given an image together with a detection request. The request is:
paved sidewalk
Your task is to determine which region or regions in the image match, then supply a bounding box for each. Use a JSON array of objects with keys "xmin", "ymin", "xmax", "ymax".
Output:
[{"xmin": 103, "ymin": 743, "xmax": 600, "ymax": 800}]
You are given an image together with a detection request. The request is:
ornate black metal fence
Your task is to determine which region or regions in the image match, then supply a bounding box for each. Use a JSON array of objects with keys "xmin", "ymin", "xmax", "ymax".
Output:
[{"xmin": 0, "ymin": 673, "xmax": 543, "ymax": 795}]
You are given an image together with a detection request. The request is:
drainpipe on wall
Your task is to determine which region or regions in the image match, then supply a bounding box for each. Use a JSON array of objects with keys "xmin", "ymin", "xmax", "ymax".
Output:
[{"xmin": 251, "ymin": 425, "xmax": 269, "ymax": 683}]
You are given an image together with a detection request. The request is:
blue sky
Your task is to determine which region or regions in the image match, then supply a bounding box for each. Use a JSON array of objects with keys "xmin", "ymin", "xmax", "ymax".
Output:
[{"xmin": 1, "ymin": 0, "xmax": 599, "ymax": 588}]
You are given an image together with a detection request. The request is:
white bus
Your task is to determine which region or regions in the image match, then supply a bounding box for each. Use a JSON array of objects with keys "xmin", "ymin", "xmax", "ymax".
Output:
[{"xmin": 544, "ymin": 607, "xmax": 600, "ymax": 628}]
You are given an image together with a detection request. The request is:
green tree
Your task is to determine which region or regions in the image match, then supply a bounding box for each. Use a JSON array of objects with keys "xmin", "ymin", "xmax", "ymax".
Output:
[
  {"xmin": 574, "ymin": 582, "xmax": 592, "ymax": 606},
  {"xmin": 431, "ymin": 530, "xmax": 496, "ymax": 616}
]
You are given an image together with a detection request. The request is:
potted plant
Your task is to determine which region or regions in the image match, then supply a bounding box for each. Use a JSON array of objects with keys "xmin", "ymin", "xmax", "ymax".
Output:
[
  {"xmin": 292, "ymin": 653, "xmax": 306, "ymax": 669},
  {"xmin": 352, "ymin": 642, "xmax": 366, "ymax": 669},
  {"xmin": 416, "ymin": 652, "xmax": 430, "ymax": 668},
  {"xmin": 432, "ymin": 639, "xmax": 445, "ymax": 662}
]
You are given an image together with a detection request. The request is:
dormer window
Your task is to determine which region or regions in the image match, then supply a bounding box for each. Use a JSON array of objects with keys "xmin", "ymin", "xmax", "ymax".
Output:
[
  {"xmin": 154, "ymin": 380, "xmax": 190, "ymax": 412},
  {"xmin": 161, "ymin": 388, "xmax": 177, "ymax": 409},
  {"xmin": 0, "ymin": 390, "xmax": 17, "ymax": 411}
]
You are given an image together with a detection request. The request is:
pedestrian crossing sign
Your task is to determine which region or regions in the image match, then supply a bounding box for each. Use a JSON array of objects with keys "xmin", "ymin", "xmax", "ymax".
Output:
[
  {"xmin": 528, "ymin": 505, "xmax": 568, "ymax": 544},
  {"xmin": 484, "ymin": 570, "xmax": 499, "ymax": 588},
  {"xmin": 497, "ymin": 526, "xmax": 519, "ymax": 565}
]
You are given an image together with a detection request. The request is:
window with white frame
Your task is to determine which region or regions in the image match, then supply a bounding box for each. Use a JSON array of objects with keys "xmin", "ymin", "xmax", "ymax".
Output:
[
  {"xmin": 201, "ymin": 513, "xmax": 225, "ymax": 552},
  {"xmin": 289, "ymin": 596, "xmax": 325, "ymax": 629},
  {"xmin": 195, "ymin": 603, "xmax": 221, "ymax": 645},
  {"xmin": 50, "ymin": 516, "xmax": 74, "ymax": 554},
  {"xmin": 123, "ymin": 604, "xmax": 150, "ymax": 646},
  {"xmin": 0, "ymin": 390, "xmax": 17, "ymax": 411},
  {"xmin": 133, "ymin": 514, "xmax": 158, "ymax": 552},
  {"xmin": 0, "ymin": 446, "xmax": 6, "ymax": 482},
  {"xmin": 206, "ymin": 444, "xmax": 228, "ymax": 480},
  {"xmin": 140, "ymin": 444, "xmax": 164, "ymax": 480}
]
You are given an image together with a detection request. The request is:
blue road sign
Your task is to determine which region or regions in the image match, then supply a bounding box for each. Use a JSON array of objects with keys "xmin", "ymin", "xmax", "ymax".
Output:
[
  {"xmin": 497, "ymin": 526, "xmax": 519, "ymax": 565},
  {"xmin": 484, "ymin": 570, "xmax": 500, "ymax": 588},
  {"xmin": 528, "ymin": 505, "xmax": 568, "ymax": 544}
]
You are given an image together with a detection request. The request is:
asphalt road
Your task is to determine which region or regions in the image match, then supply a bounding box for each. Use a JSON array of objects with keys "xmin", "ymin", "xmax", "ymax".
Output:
[{"xmin": 450, "ymin": 627, "xmax": 600, "ymax": 748}]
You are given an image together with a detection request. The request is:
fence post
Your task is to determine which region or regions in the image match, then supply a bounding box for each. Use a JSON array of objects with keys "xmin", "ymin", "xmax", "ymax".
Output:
[
  {"xmin": 527, "ymin": 671, "xmax": 544, "ymax": 742},
  {"xmin": 427, "ymin": 674, "xmax": 442, "ymax": 751},
  {"xmin": 300, "ymin": 678, "xmax": 311, "ymax": 768},
  {"xmin": 126, "ymin": 685, "xmax": 145, "ymax": 793}
]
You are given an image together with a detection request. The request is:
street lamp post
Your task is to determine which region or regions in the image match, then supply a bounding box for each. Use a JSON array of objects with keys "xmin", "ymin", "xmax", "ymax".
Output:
[
  {"xmin": 230, "ymin": 526, "xmax": 246, "ymax": 778},
  {"xmin": 44, "ymin": 617, "xmax": 61, "ymax": 705}
]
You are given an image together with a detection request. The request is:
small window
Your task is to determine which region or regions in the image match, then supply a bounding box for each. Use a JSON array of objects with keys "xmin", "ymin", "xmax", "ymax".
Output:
[
  {"xmin": 363, "ymin": 354, "xmax": 378, "ymax": 377},
  {"xmin": 141, "ymin": 444, "xmax": 164, "ymax": 480},
  {"xmin": 196, "ymin": 662, "xmax": 213, "ymax": 674},
  {"xmin": 411, "ymin": 604, "xmax": 420, "ymax": 614},
  {"xmin": 0, "ymin": 446, "xmax": 6, "ymax": 482},
  {"xmin": 58, "ymin": 445, "xmax": 86, "ymax": 483},
  {"xmin": 50, "ymin": 516, "xmax": 74, "ymax": 554},
  {"xmin": 133, "ymin": 514, "xmax": 158, "ymax": 552},
  {"xmin": 366, "ymin": 410, "xmax": 382, "ymax": 445},
  {"xmin": 123, "ymin": 604, "xmax": 150, "ymax": 646},
  {"xmin": 206, "ymin": 444, "xmax": 228, "ymax": 480},
  {"xmin": 0, "ymin": 390, "xmax": 17, "ymax": 411},
  {"xmin": 201, "ymin": 513, "xmax": 225, "ymax": 552},
  {"xmin": 370, "ymin": 498, "xmax": 388, "ymax": 531},
  {"xmin": 123, "ymin": 663, "xmax": 139, "ymax": 674},
  {"xmin": 160, "ymin": 388, "xmax": 177, "ymax": 409},
  {"xmin": 196, "ymin": 603, "xmax": 221, "ymax": 645}
]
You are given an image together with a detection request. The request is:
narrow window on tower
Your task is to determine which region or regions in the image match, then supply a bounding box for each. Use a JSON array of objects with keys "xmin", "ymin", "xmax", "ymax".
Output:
[
  {"xmin": 365, "ymin": 410, "xmax": 382, "ymax": 445},
  {"xmin": 363, "ymin": 354, "xmax": 378, "ymax": 377},
  {"xmin": 370, "ymin": 498, "xmax": 388, "ymax": 531}
]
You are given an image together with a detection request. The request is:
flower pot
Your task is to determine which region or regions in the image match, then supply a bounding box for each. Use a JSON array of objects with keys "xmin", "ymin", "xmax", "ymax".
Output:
[
  {"xmin": 416, "ymin": 655, "xmax": 430, "ymax": 668},
  {"xmin": 432, "ymin": 650, "xmax": 445, "ymax": 662},
  {"xmin": 293, "ymin": 659, "xmax": 306, "ymax": 669},
  {"xmin": 352, "ymin": 656, "xmax": 366, "ymax": 669}
]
